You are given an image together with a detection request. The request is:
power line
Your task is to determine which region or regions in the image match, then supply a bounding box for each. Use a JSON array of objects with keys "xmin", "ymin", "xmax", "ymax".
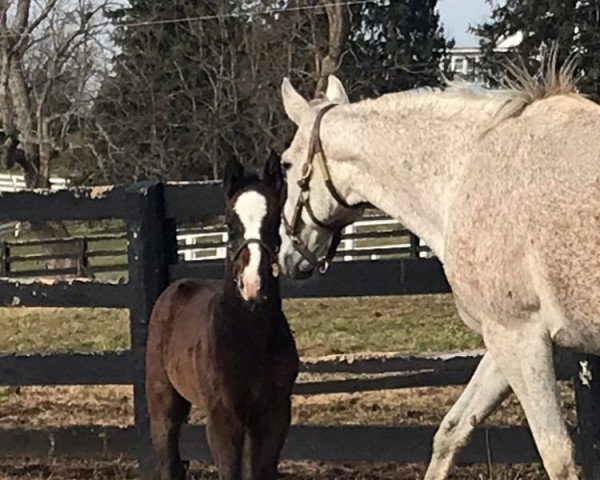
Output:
[
  {"xmin": 112, "ymin": 0, "xmax": 377, "ymax": 29},
  {"xmin": 0, "ymin": 1, "xmax": 378, "ymax": 39}
]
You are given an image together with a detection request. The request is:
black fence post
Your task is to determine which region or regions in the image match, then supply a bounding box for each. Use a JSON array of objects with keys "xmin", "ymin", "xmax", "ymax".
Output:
[
  {"xmin": 408, "ymin": 233, "xmax": 420, "ymax": 259},
  {"xmin": 0, "ymin": 241, "xmax": 10, "ymax": 276},
  {"xmin": 126, "ymin": 180, "xmax": 171, "ymax": 479},
  {"xmin": 76, "ymin": 237, "xmax": 89, "ymax": 277},
  {"xmin": 574, "ymin": 354, "xmax": 600, "ymax": 480}
]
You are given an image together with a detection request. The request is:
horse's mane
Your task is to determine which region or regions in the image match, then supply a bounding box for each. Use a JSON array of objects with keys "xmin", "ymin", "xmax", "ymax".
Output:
[
  {"xmin": 365, "ymin": 45, "xmax": 580, "ymax": 133},
  {"xmin": 482, "ymin": 45, "xmax": 579, "ymax": 132},
  {"xmin": 310, "ymin": 46, "xmax": 579, "ymax": 135}
]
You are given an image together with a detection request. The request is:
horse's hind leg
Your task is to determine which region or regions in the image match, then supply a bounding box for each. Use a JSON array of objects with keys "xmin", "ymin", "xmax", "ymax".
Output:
[
  {"xmin": 424, "ymin": 352, "xmax": 510, "ymax": 480},
  {"xmin": 483, "ymin": 315, "xmax": 578, "ymax": 480},
  {"xmin": 147, "ymin": 376, "xmax": 191, "ymax": 480}
]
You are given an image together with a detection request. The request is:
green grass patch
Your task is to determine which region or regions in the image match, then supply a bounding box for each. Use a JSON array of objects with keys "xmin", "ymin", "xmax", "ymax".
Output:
[
  {"xmin": 285, "ymin": 295, "xmax": 481, "ymax": 356},
  {"xmin": 0, "ymin": 295, "xmax": 481, "ymax": 355},
  {"xmin": 0, "ymin": 308, "xmax": 130, "ymax": 352}
]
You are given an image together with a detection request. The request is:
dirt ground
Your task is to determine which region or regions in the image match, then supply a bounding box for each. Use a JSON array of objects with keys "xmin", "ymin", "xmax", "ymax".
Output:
[
  {"xmin": 0, "ymin": 457, "xmax": 549, "ymax": 480},
  {"xmin": 0, "ymin": 383, "xmax": 575, "ymax": 479},
  {"xmin": 0, "ymin": 297, "xmax": 575, "ymax": 479}
]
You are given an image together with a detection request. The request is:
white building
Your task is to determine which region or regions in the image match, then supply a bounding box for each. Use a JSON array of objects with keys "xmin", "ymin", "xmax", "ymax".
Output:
[{"xmin": 446, "ymin": 32, "xmax": 524, "ymax": 86}]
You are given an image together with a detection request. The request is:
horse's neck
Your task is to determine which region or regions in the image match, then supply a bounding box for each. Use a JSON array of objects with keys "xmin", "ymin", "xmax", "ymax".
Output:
[{"xmin": 323, "ymin": 94, "xmax": 492, "ymax": 261}]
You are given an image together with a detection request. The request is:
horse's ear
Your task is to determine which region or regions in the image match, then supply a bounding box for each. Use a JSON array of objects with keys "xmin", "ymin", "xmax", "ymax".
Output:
[
  {"xmin": 223, "ymin": 156, "xmax": 246, "ymax": 199},
  {"xmin": 326, "ymin": 75, "xmax": 349, "ymax": 104},
  {"xmin": 282, "ymin": 77, "xmax": 310, "ymax": 125},
  {"xmin": 263, "ymin": 150, "xmax": 284, "ymax": 202}
]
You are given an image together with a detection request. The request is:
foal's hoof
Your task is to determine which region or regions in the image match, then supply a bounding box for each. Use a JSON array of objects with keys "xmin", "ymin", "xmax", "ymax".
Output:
[{"xmin": 174, "ymin": 460, "xmax": 189, "ymax": 480}]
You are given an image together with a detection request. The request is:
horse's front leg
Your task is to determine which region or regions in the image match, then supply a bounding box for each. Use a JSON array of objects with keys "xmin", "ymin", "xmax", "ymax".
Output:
[
  {"xmin": 424, "ymin": 351, "xmax": 510, "ymax": 480},
  {"xmin": 206, "ymin": 406, "xmax": 245, "ymax": 480},
  {"xmin": 242, "ymin": 397, "xmax": 292, "ymax": 480}
]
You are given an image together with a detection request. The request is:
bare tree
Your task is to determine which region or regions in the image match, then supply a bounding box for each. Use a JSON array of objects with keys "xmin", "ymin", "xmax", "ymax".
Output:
[{"xmin": 0, "ymin": 0, "xmax": 112, "ymax": 271}]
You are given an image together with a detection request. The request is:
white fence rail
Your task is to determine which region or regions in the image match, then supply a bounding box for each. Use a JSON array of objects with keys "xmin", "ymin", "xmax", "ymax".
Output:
[
  {"xmin": 0, "ymin": 173, "xmax": 68, "ymax": 192},
  {"xmin": 0, "ymin": 174, "xmax": 68, "ymax": 238},
  {"xmin": 177, "ymin": 217, "xmax": 433, "ymax": 262}
]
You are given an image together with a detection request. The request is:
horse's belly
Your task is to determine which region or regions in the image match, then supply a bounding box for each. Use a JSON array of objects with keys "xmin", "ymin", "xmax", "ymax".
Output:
[
  {"xmin": 164, "ymin": 344, "xmax": 208, "ymax": 407},
  {"xmin": 162, "ymin": 314, "xmax": 211, "ymax": 406},
  {"xmin": 551, "ymin": 322, "xmax": 600, "ymax": 355},
  {"xmin": 550, "ymin": 287, "xmax": 600, "ymax": 355}
]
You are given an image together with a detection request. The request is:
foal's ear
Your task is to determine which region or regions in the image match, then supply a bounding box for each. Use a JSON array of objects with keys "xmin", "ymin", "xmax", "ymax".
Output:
[
  {"xmin": 263, "ymin": 150, "xmax": 284, "ymax": 201},
  {"xmin": 223, "ymin": 157, "xmax": 246, "ymax": 199}
]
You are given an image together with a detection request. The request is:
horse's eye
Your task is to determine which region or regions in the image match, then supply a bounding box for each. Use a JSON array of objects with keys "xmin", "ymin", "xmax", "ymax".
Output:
[{"xmin": 282, "ymin": 161, "xmax": 292, "ymax": 172}]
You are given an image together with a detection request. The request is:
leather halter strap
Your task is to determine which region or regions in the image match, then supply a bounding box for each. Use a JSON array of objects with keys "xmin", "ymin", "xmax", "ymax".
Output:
[
  {"xmin": 230, "ymin": 238, "xmax": 278, "ymax": 264},
  {"xmin": 282, "ymin": 103, "xmax": 367, "ymax": 272}
]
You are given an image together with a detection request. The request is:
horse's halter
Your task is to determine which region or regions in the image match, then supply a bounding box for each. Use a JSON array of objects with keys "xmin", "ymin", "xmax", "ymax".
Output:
[
  {"xmin": 282, "ymin": 103, "xmax": 367, "ymax": 273},
  {"xmin": 229, "ymin": 238, "xmax": 281, "ymax": 279}
]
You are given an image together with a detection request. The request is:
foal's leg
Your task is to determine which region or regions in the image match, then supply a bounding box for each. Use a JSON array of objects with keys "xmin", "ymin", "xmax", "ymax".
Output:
[
  {"xmin": 482, "ymin": 316, "xmax": 579, "ymax": 480},
  {"xmin": 206, "ymin": 406, "xmax": 245, "ymax": 480},
  {"xmin": 424, "ymin": 352, "xmax": 510, "ymax": 480},
  {"xmin": 147, "ymin": 380, "xmax": 191, "ymax": 480},
  {"xmin": 243, "ymin": 399, "xmax": 292, "ymax": 480}
]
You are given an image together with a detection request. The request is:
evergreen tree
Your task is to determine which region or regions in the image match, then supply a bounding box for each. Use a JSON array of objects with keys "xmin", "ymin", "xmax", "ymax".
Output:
[
  {"xmin": 574, "ymin": 0, "xmax": 600, "ymax": 100},
  {"xmin": 92, "ymin": 1, "xmax": 325, "ymax": 183},
  {"xmin": 93, "ymin": 1, "xmax": 243, "ymax": 182},
  {"xmin": 90, "ymin": 0, "xmax": 453, "ymax": 183},
  {"xmin": 474, "ymin": 0, "xmax": 600, "ymax": 100},
  {"xmin": 344, "ymin": 0, "xmax": 453, "ymax": 98}
]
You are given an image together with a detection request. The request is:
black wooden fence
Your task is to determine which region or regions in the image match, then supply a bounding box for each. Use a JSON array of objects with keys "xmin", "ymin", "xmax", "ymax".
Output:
[
  {"xmin": 0, "ymin": 181, "xmax": 598, "ymax": 479},
  {"xmin": 0, "ymin": 212, "xmax": 427, "ymax": 279}
]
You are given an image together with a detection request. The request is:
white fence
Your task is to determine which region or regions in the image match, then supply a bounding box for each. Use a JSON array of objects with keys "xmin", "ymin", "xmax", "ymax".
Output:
[
  {"xmin": 177, "ymin": 217, "xmax": 432, "ymax": 262},
  {"xmin": 0, "ymin": 174, "xmax": 68, "ymax": 238},
  {"xmin": 0, "ymin": 173, "xmax": 68, "ymax": 192}
]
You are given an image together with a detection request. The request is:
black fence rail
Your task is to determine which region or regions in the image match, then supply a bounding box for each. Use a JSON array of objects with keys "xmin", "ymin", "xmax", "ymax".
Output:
[
  {"xmin": 0, "ymin": 208, "xmax": 429, "ymax": 279},
  {"xmin": 0, "ymin": 233, "xmax": 128, "ymax": 278},
  {"xmin": 0, "ymin": 181, "xmax": 597, "ymax": 479}
]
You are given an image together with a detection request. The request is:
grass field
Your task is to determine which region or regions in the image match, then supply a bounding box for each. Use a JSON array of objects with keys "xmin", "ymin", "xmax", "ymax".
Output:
[
  {"xmin": 0, "ymin": 294, "xmax": 569, "ymax": 479},
  {"xmin": 0, "ymin": 295, "xmax": 481, "ymax": 354}
]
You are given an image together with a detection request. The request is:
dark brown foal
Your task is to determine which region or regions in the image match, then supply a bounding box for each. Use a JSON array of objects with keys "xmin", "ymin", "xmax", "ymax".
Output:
[{"xmin": 146, "ymin": 154, "xmax": 299, "ymax": 480}]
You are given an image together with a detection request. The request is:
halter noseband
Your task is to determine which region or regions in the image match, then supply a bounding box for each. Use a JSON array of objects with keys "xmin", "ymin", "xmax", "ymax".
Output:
[
  {"xmin": 230, "ymin": 238, "xmax": 278, "ymax": 264},
  {"xmin": 229, "ymin": 238, "xmax": 280, "ymax": 279},
  {"xmin": 282, "ymin": 103, "xmax": 367, "ymax": 273}
]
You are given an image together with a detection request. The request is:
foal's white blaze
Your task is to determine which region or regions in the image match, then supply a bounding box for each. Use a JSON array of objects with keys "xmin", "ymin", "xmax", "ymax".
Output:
[{"xmin": 233, "ymin": 191, "xmax": 267, "ymax": 301}]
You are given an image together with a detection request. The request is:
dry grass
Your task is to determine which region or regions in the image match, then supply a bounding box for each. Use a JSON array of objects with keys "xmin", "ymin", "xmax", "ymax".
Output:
[{"xmin": 0, "ymin": 383, "xmax": 576, "ymax": 429}]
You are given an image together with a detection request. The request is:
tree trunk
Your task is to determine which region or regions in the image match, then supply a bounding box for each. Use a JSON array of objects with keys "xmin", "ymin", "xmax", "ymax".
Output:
[{"xmin": 315, "ymin": 0, "xmax": 349, "ymax": 95}]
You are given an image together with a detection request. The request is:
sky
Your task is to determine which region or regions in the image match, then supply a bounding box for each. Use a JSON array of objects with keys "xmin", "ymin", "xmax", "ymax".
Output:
[{"xmin": 437, "ymin": 0, "xmax": 494, "ymax": 47}]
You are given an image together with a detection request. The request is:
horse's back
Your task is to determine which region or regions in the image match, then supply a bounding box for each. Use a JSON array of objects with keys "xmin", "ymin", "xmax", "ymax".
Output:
[{"xmin": 149, "ymin": 278, "xmax": 223, "ymax": 332}]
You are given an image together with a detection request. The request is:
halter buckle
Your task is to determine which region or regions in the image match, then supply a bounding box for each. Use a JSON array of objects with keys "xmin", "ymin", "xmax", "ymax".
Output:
[
  {"xmin": 300, "ymin": 162, "xmax": 313, "ymax": 182},
  {"xmin": 318, "ymin": 260, "xmax": 330, "ymax": 274}
]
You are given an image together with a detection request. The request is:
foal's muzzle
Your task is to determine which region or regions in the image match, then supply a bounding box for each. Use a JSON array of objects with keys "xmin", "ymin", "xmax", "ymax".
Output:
[{"xmin": 230, "ymin": 238, "xmax": 280, "ymax": 304}]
